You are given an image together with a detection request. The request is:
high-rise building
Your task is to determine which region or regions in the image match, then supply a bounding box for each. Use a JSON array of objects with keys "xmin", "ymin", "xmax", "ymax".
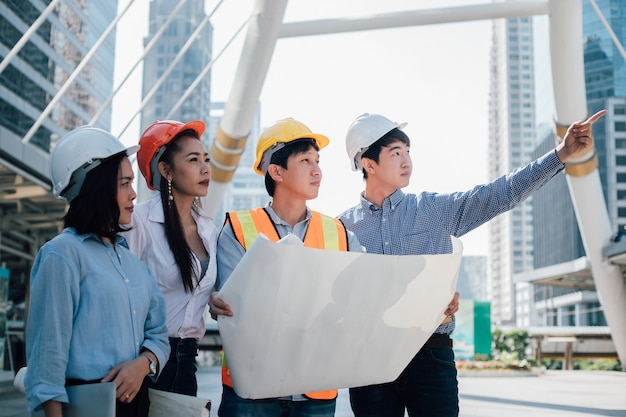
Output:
[
  {"xmin": 583, "ymin": 0, "xmax": 626, "ymax": 231},
  {"xmin": 138, "ymin": 0, "xmax": 213, "ymax": 201},
  {"xmin": 488, "ymin": 15, "xmax": 537, "ymax": 326},
  {"xmin": 207, "ymin": 102, "xmax": 269, "ymax": 226}
]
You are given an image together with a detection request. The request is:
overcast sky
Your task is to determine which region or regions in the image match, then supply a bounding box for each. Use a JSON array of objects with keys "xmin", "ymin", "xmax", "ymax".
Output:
[{"xmin": 113, "ymin": 0, "xmax": 499, "ymax": 255}]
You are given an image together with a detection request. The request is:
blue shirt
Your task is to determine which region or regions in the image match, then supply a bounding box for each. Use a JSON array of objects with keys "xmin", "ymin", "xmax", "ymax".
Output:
[
  {"xmin": 338, "ymin": 150, "xmax": 565, "ymax": 334},
  {"xmin": 25, "ymin": 228, "xmax": 170, "ymax": 412}
]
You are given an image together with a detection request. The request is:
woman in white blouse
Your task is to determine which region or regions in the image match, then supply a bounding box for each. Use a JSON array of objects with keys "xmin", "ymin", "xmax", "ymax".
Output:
[{"xmin": 123, "ymin": 120, "xmax": 218, "ymax": 396}]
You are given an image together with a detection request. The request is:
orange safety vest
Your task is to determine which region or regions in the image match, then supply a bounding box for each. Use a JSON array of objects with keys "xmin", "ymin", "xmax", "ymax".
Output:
[{"xmin": 221, "ymin": 207, "xmax": 348, "ymax": 400}]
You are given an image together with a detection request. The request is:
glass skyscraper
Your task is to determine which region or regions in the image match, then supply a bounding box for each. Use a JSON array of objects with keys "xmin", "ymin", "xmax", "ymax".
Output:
[{"xmin": 0, "ymin": 1, "xmax": 117, "ymax": 151}]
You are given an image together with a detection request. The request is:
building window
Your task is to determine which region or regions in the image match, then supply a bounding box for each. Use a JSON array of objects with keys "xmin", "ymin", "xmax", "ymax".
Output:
[{"xmin": 616, "ymin": 122, "xmax": 626, "ymax": 132}]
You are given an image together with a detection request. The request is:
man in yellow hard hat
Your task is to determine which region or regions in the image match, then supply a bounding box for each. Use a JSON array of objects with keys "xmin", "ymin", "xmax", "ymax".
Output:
[{"xmin": 209, "ymin": 117, "xmax": 362, "ymax": 417}]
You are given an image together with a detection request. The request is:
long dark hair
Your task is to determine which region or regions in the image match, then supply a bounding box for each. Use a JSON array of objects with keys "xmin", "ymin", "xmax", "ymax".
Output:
[
  {"xmin": 64, "ymin": 152, "xmax": 129, "ymax": 241},
  {"xmin": 158, "ymin": 129, "xmax": 200, "ymax": 293}
]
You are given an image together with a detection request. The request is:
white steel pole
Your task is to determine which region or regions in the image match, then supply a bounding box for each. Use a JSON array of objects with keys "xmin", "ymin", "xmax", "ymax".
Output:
[
  {"xmin": 549, "ymin": 0, "xmax": 626, "ymax": 366},
  {"xmin": 203, "ymin": 0, "xmax": 288, "ymax": 217},
  {"xmin": 279, "ymin": 1, "xmax": 549, "ymax": 38}
]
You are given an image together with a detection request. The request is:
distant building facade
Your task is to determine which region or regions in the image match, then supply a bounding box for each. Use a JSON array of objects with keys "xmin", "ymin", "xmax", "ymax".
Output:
[
  {"xmin": 0, "ymin": 1, "xmax": 117, "ymax": 151},
  {"xmin": 488, "ymin": 15, "xmax": 537, "ymax": 326},
  {"xmin": 138, "ymin": 0, "xmax": 213, "ymax": 201}
]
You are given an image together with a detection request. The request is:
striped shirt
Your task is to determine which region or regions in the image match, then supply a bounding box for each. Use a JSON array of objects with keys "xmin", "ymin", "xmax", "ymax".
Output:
[{"xmin": 338, "ymin": 150, "xmax": 565, "ymax": 334}]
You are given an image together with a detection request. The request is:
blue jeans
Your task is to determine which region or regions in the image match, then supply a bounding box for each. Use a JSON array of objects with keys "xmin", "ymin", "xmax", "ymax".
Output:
[
  {"xmin": 149, "ymin": 337, "xmax": 198, "ymax": 396},
  {"xmin": 349, "ymin": 346, "xmax": 458, "ymax": 417},
  {"xmin": 218, "ymin": 385, "xmax": 336, "ymax": 417}
]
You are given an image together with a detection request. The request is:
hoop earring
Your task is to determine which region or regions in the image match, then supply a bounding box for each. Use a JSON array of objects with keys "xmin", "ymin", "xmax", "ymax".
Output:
[{"xmin": 167, "ymin": 178, "xmax": 173, "ymax": 207}]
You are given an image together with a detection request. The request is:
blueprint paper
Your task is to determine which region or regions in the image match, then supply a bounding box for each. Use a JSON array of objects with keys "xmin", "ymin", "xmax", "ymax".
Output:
[{"xmin": 218, "ymin": 234, "xmax": 462, "ymax": 399}]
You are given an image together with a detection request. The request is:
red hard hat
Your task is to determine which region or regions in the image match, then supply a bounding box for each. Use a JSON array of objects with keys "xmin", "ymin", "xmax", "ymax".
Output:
[{"xmin": 137, "ymin": 120, "xmax": 206, "ymax": 190}]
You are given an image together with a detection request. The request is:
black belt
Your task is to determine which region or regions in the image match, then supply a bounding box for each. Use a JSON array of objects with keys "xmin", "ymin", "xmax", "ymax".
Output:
[
  {"xmin": 421, "ymin": 333, "xmax": 453, "ymax": 350},
  {"xmin": 169, "ymin": 337, "xmax": 199, "ymax": 347}
]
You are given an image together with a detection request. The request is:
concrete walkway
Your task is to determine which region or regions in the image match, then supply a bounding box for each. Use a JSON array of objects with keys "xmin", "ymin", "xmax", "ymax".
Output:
[{"xmin": 2, "ymin": 368, "xmax": 625, "ymax": 416}]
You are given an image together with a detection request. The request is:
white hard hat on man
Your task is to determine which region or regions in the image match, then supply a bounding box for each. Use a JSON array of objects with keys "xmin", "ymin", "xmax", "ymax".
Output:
[{"xmin": 345, "ymin": 113, "xmax": 407, "ymax": 171}]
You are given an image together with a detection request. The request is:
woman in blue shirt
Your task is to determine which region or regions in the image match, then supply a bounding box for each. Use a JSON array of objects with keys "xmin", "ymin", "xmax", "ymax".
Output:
[{"xmin": 24, "ymin": 126, "xmax": 170, "ymax": 417}]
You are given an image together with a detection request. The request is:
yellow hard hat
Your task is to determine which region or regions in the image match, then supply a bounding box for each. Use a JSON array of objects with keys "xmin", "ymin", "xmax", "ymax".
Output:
[{"xmin": 254, "ymin": 118, "xmax": 329, "ymax": 176}]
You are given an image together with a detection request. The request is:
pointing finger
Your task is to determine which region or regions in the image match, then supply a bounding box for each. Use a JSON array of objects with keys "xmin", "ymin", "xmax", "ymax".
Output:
[{"xmin": 584, "ymin": 110, "xmax": 607, "ymax": 125}]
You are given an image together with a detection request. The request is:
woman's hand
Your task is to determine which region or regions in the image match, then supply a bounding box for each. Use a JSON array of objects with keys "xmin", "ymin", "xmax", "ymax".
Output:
[{"xmin": 101, "ymin": 357, "xmax": 149, "ymax": 403}]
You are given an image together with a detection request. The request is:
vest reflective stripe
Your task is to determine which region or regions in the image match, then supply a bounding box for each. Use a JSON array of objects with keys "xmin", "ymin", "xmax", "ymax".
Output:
[
  {"xmin": 227, "ymin": 208, "xmax": 280, "ymax": 250},
  {"xmin": 228, "ymin": 207, "xmax": 347, "ymax": 250},
  {"xmin": 222, "ymin": 207, "xmax": 347, "ymax": 400}
]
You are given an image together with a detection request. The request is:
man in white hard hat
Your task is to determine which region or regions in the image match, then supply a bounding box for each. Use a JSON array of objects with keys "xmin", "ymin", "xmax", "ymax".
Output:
[
  {"xmin": 209, "ymin": 118, "xmax": 362, "ymax": 417},
  {"xmin": 338, "ymin": 110, "xmax": 607, "ymax": 417}
]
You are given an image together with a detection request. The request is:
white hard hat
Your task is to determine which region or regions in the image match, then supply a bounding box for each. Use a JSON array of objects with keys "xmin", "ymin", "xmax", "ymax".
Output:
[
  {"xmin": 345, "ymin": 113, "xmax": 407, "ymax": 171},
  {"xmin": 50, "ymin": 126, "xmax": 139, "ymax": 202}
]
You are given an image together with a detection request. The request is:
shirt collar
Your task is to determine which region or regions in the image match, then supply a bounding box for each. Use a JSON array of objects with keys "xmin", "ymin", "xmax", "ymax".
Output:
[
  {"xmin": 264, "ymin": 201, "xmax": 312, "ymax": 226},
  {"xmin": 64, "ymin": 227, "xmax": 127, "ymax": 247},
  {"xmin": 360, "ymin": 189, "xmax": 406, "ymax": 212},
  {"xmin": 147, "ymin": 195, "xmax": 165, "ymax": 223}
]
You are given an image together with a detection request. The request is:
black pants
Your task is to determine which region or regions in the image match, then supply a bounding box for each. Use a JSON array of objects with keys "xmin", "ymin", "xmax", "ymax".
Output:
[{"xmin": 148, "ymin": 337, "xmax": 199, "ymax": 396}]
